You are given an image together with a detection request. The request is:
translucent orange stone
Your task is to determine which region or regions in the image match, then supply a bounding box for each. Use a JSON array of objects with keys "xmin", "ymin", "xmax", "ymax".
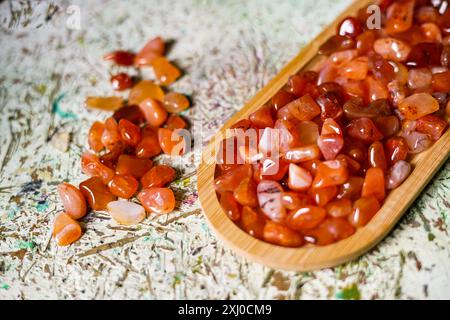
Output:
[
  {"xmin": 416, "ymin": 115, "xmax": 448, "ymax": 141},
  {"xmin": 135, "ymin": 125, "xmax": 161, "ymax": 158},
  {"xmin": 398, "ymin": 93, "xmax": 439, "ymax": 120},
  {"xmin": 113, "ymin": 104, "xmax": 145, "ymax": 125},
  {"xmin": 138, "ymin": 187, "xmax": 176, "ymax": 214},
  {"xmin": 303, "ymin": 224, "xmax": 335, "ymax": 245},
  {"xmin": 141, "ymin": 164, "xmax": 176, "ymax": 188},
  {"xmin": 285, "ymin": 94, "xmax": 321, "ymax": 121},
  {"xmin": 115, "ymin": 155, "xmax": 153, "ymax": 179},
  {"xmin": 158, "ymin": 128, "xmax": 186, "ymax": 156},
  {"xmin": 368, "ymin": 52, "xmax": 396, "ymax": 83},
  {"xmin": 103, "ymin": 50, "xmax": 135, "ymax": 66},
  {"xmin": 284, "ymin": 145, "xmax": 321, "ymax": 163},
  {"xmin": 58, "ymin": 183, "xmax": 87, "ymax": 220},
  {"xmin": 373, "ymin": 115, "xmax": 400, "ymax": 138},
  {"xmin": 432, "ymin": 71, "xmax": 450, "ymax": 92},
  {"xmin": 239, "ymin": 206, "xmax": 266, "ymax": 239},
  {"xmin": 386, "ymin": 160, "xmax": 411, "ymax": 189},
  {"xmin": 281, "ymin": 192, "xmax": 313, "ymax": 211},
  {"xmin": 318, "ymin": 35, "xmax": 355, "ymax": 56},
  {"xmin": 384, "ymin": 136, "xmax": 409, "ymax": 165},
  {"xmin": 368, "ymin": 141, "xmax": 387, "ymax": 171},
  {"xmin": 166, "ymin": 114, "xmax": 187, "ymax": 130},
  {"xmin": 339, "ymin": 56, "xmax": 369, "ymax": 80},
  {"xmin": 135, "ymin": 36, "xmax": 165, "ymax": 66},
  {"xmin": 254, "ymin": 158, "xmax": 289, "ymax": 181},
  {"xmin": 362, "ymin": 167, "xmax": 386, "ymax": 202},
  {"xmin": 336, "ymin": 154, "xmax": 361, "ymax": 174},
  {"xmin": 53, "ymin": 212, "xmax": 82, "ymax": 246},
  {"xmin": 85, "ymin": 96, "xmax": 124, "ymax": 111},
  {"xmin": 150, "ymin": 57, "xmax": 181, "ymax": 86},
  {"xmin": 99, "ymin": 141, "xmax": 127, "ymax": 166},
  {"xmin": 108, "ymin": 174, "xmax": 139, "ymax": 199},
  {"xmin": 309, "ymin": 185, "xmax": 338, "ymax": 207},
  {"xmin": 337, "ymin": 176, "xmax": 364, "ymax": 200},
  {"xmin": 348, "ymin": 197, "xmax": 380, "ymax": 227},
  {"xmin": 334, "ymin": 77, "xmax": 367, "ymax": 100},
  {"xmin": 301, "ymin": 159, "xmax": 322, "ymax": 176},
  {"xmin": 214, "ymin": 164, "xmax": 252, "ymax": 193},
  {"xmin": 385, "ymin": 0, "xmax": 415, "ymax": 34},
  {"xmin": 286, "ymin": 75, "xmax": 307, "ymax": 96},
  {"xmin": 163, "ymin": 92, "xmax": 190, "ymax": 113},
  {"xmin": 111, "ymin": 73, "xmax": 133, "ymax": 91},
  {"xmin": 88, "ymin": 121, "xmax": 105, "ymax": 152},
  {"xmin": 286, "ymin": 205, "xmax": 327, "ymax": 230},
  {"xmin": 271, "ymin": 90, "xmax": 296, "ymax": 110},
  {"xmin": 257, "ymin": 180, "xmax": 286, "ymax": 222},
  {"xmin": 129, "ymin": 80, "xmax": 165, "ymax": 105},
  {"xmin": 233, "ymin": 177, "xmax": 258, "ymax": 207},
  {"xmin": 320, "ymin": 218, "xmax": 355, "ymax": 240},
  {"xmin": 81, "ymin": 152, "xmax": 115, "ymax": 184},
  {"xmin": 249, "ymin": 104, "xmax": 274, "ymax": 128},
  {"xmin": 107, "ymin": 200, "xmax": 146, "ymax": 225},
  {"xmin": 316, "ymin": 92, "xmax": 343, "ymax": 120},
  {"xmin": 374, "ymin": 37, "xmax": 411, "ymax": 62},
  {"xmin": 118, "ymin": 119, "xmax": 141, "ymax": 146},
  {"xmin": 79, "ymin": 177, "xmax": 117, "ymax": 211},
  {"xmin": 263, "ymin": 221, "xmax": 303, "ymax": 247},
  {"xmin": 296, "ymin": 121, "xmax": 320, "ymax": 146},
  {"xmin": 274, "ymin": 119, "xmax": 300, "ymax": 153},
  {"xmin": 356, "ymin": 30, "xmax": 376, "ymax": 55},
  {"xmin": 312, "ymin": 160, "xmax": 349, "ymax": 188},
  {"xmin": 101, "ymin": 117, "xmax": 121, "ymax": 151},
  {"xmin": 325, "ymin": 199, "xmax": 352, "ymax": 218},
  {"xmin": 220, "ymin": 191, "xmax": 241, "ymax": 221},
  {"xmin": 408, "ymin": 68, "xmax": 432, "ymax": 90},
  {"xmin": 337, "ymin": 17, "xmax": 362, "ymax": 38},
  {"xmin": 139, "ymin": 98, "xmax": 168, "ymax": 127},
  {"xmin": 288, "ymin": 163, "xmax": 312, "ymax": 192},
  {"xmin": 365, "ymin": 76, "xmax": 389, "ymax": 102},
  {"xmin": 343, "ymin": 137, "xmax": 367, "ymax": 162},
  {"xmin": 318, "ymin": 134, "xmax": 344, "ymax": 160},
  {"xmin": 347, "ymin": 117, "xmax": 384, "ymax": 143},
  {"xmin": 406, "ymin": 43, "xmax": 443, "ymax": 68}
]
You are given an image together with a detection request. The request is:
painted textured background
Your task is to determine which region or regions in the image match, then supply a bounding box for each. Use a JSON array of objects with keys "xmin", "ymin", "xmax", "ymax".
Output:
[{"xmin": 0, "ymin": 0, "xmax": 449, "ymax": 300}]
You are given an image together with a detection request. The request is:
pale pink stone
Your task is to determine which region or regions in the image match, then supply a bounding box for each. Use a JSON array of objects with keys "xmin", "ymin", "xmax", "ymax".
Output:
[{"xmin": 107, "ymin": 200, "xmax": 146, "ymax": 225}]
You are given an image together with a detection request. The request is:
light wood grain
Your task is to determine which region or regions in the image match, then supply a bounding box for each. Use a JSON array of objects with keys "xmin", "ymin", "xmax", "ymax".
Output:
[{"xmin": 198, "ymin": 0, "xmax": 450, "ymax": 271}]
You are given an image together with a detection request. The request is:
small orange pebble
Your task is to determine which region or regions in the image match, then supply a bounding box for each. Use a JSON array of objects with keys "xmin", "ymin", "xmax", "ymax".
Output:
[
  {"xmin": 108, "ymin": 174, "xmax": 139, "ymax": 199},
  {"xmin": 239, "ymin": 206, "xmax": 266, "ymax": 239},
  {"xmin": 53, "ymin": 212, "xmax": 82, "ymax": 246},
  {"xmin": 115, "ymin": 155, "xmax": 153, "ymax": 179},
  {"xmin": 214, "ymin": 164, "xmax": 253, "ymax": 193},
  {"xmin": 286, "ymin": 206, "xmax": 327, "ymax": 230},
  {"xmin": 309, "ymin": 185, "xmax": 338, "ymax": 207},
  {"xmin": 141, "ymin": 164, "xmax": 176, "ymax": 188},
  {"xmin": 57, "ymin": 183, "xmax": 87, "ymax": 219},
  {"xmin": 138, "ymin": 187, "xmax": 176, "ymax": 214},
  {"xmin": 312, "ymin": 160, "xmax": 349, "ymax": 188},
  {"xmin": 361, "ymin": 167, "xmax": 386, "ymax": 202},
  {"xmin": 320, "ymin": 218, "xmax": 355, "ymax": 241},
  {"xmin": 88, "ymin": 121, "xmax": 105, "ymax": 152},
  {"xmin": 348, "ymin": 197, "xmax": 380, "ymax": 228},
  {"xmin": 288, "ymin": 163, "xmax": 312, "ymax": 191},
  {"xmin": 111, "ymin": 73, "xmax": 133, "ymax": 91},
  {"xmin": 158, "ymin": 128, "xmax": 186, "ymax": 156},
  {"xmin": 150, "ymin": 57, "xmax": 181, "ymax": 85},
  {"xmin": 166, "ymin": 114, "xmax": 187, "ymax": 130},
  {"xmin": 281, "ymin": 192, "xmax": 313, "ymax": 211},
  {"xmin": 219, "ymin": 191, "xmax": 241, "ymax": 221},
  {"xmin": 286, "ymin": 94, "xmax": 321, "ymax": 121},
  {"xmin": 139, "ymin": 98, "xmax": 168, "ymax": 127},
  {"xmin": 81, "ymin": 152, "xmax": 115, "ymax": 184},
  {"xmin": 233, "ymin": 177, "xmax": 258, "ymax": 207},
  {"xmin": 129, "ymin": 80, "xmax": 165, "ymax": 105},
  {"xmin": 79, "ymin": 177, "xmax": 117, "ymax": 211},
  {"xmin": 103, "ymin": 50, "xmax": 135, "ymax": 66},
  {"xmin": 118, "ymin": 119, "xmax": 141, "ymax": 146},
  {"xmin": 101, "ymin": 117, "xmax": 121, "ymax": 151},
  {"xmin": 135, "ymin": 36, "xmax": 165, "ymax": 66},
  {"xmin": 398, "ymin": 93, "xmax": 439, "ymax": 120},
  {"xmin": 263, "ymin": 221, "xmax": 303, "ymax": 247},
  {"xmin": 163, "ymin": 92, "xmax": 190, "ymax": 113},
  {"xmin": 85, "ymin": 96, "xmax": 124, "ymax": 111},
  {"xmin": 325, "ymin": 199, "xmax": 352, "ymax": 218},
  {"xmin": 249, "ymin": 104, "xmax": 274, "ymax": 128},
  {"xmin": 284, "ymin": 145, "xmax": 321, "ymax": 163},
  {"xmin": 135, "ymin": 125, "xmax": 162, "ymax": 158},
  {"xmin": 107, "ymin": 200, "xmax": 146, "ymax": 225}
]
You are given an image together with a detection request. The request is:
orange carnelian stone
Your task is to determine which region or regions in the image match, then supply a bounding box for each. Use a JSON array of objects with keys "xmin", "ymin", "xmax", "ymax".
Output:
[
  {"xmin": 384, "ymin": 136, "xmax": 409, "ymax": 165},
  {"xmin": 81, "ymin": 152, "xmax": 115, "ymax": 184},
  {"xmin": 58, "ymin": 183, "xmax": 87, "ymax": 220},
  {"xmin": 53, "ymin": 212, "xmax": 82, "ymax": 246},
  {"xmin": 348, "ymin": 197, "xmax": 380, "ymax": 227},
  {"xmin": 284, "ymin": 145, "xmax": 321, "ymax": 163},
  {"xmin": 115, "ymin": 155, "xmax": 153, "ymax": 179},
  {"xmin": 325, "ymin": 199, "xmax": 352, "ymax": 218},
  {"xmin": 286, "ymin": 206, "xmax": 327, "ymax": 230},
  {"xmin": 108, "ymin": 174, "xmax": 139, "ymax": 199},
  {"xmin": 337, "ymin": 176, "xmax": 364, "ymax": 200},
  {"xmin": 166, "ymin": 114, "xmax": 187, "ymax": 130},
  {"xmin": 139, "ymin": 98, "xmax": 168, "ymax": 127},
  {"xmin": 312, "ymin": 160, "xmax": 349, "ymax": 188},
  {"xmin": 129, "ymin": 80, "xmax": 165, "ymax": 105},
  {"xmin": 158, "ymin": 128, "xmax": 186, "ymax": 156},
  {"xmin": 254, "ymin": 158, "xmax": 289, "ymax": 181},
  {"xmin": 118, "ymin": 119, "xmax": 141, "ymax": 146},
  {"xmin": 138, "ymin": 187, "xmax": 176, "ymax": 214},
  {"xmin": 347, "ymin": 117, "xmax": 384, "ymax": 143},
  {"xmin": 88, "ymin": 121, "xmax": 105, "ymax": 152},
  {"xmin": 150, "ymin": 57, "xmax": 181, "ymax": 86},
  {"xmin": 135, "ymin": 125, "xmax": 161, "ymax": 158},
  {"xmin": 257, "ymin": 180, "xmax": 286, "ymax": 223},
  {"xmin": 220, "ymin": 191, "xmax": 241, "ymax": 221},
  {"xmin": 135, "ymin": 36, "xmax": 165, "ymax": 66},
  {"xmin": 214, "ymin": 164, "xmax": 252, "ymax": 193},
  {"xmin": 101, "ymin": 117, "xmax": 121, "ymax": 151},
  {"xmin": 233, "ymin": 178, "xmax": 258, "ymax": 207},
  {"xmin": 362, "ymin": 167, "xmax": 386, "ymax": 201},
  {"xmin": 79, "ymin": 177, "xmax": 117, "ymax": 211},
  {"xmin": 368, "ymin": 141, "xmax": 387, "ymax": 171},
  {"xmin": 320, "ymin": 218, "xmax": 355, "ymax": 241},
  {"xmin": 286, "ymin": 94, "xmax": 321, "ymax": 121},
  {"xmin": 163, "ymin": 92, "xmax": 190, "ymax": 113},
  {"xmin": 309, "ymin": 185, "xmax": 338, "ymax": 207},
  {"xmin": 263, "ymin": 221, "xmax": 303, "ymax": 247},
  {"xmin": 288, "ymin": 163, "xmax": 312, "ymax": 192},
  {"xmin": 398, "ymin": 93, "xmax": 439, "ymax": 120},
  {"xmin": 103, "ymin": 50, "xmax": 135, "ymax": 66},
  {"xmin": 85, "ymin": 96, "xmax": 124, "ymax": 111},
  {"xmin": 281, "ymin": 192, "xmax": 313, "ymax": 211},
  {"xmin": 416, "ymin": 115, "xmax": 448, "ymax": 141},
  {"xmin": 432, "ymin": 71, "xmax": 450, "ymax": 92},
  {"xmin": 385, "ymin": 0, "xmax": 415, "ymax": 34},
  {"xmin": 249, "ymin": 104, "xmax": 274, "ymax": 128},
  {"xmin": 239, "ymin": 206, "xmax": 266, "ymax": 239},
  {"xmin": 271, "ymin": 90, "xmax": 296, "ymax": 110},
  {"xmin": 111, "ymin": 73, "xmax": 133, "ymax": 91},
  {"xmin": 318, "ymin": 134, "xmax": 344, "ymax": 160},
  {"xmin": 141, "ymin": 164, "xmax": 176, "ymax": 188}
]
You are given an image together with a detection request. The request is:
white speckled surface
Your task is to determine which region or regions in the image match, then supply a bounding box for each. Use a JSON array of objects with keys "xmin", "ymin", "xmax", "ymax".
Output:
[{"xmin": 0, "ymin": 0, "xmax": 449, "ymax": 299}]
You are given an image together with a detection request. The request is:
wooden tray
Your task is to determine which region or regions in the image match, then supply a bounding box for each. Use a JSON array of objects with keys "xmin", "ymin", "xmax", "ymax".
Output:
[{"xmin": 197, "ymin": 0, "xmax": 450, "ymax": 271}]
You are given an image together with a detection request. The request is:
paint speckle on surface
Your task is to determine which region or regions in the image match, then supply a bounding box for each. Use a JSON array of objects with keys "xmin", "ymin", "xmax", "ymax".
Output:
[
  {"xmin": 52, "ymin": 93, "xmax": 77, "ymax": 119},
  {"xmin": 1, "ymin": 283, "xmax": 10, "ymax": 290},
  {"xmin": 17, "ymin": 240, "xmax": 37, "ymax": 250},
  {"xmin": 336, "ymin": 284, "xmax": 361, "ymax": 300},
  {"xmin": 36, "ymin": 200, "xmax": 49, "ymax": 213}
]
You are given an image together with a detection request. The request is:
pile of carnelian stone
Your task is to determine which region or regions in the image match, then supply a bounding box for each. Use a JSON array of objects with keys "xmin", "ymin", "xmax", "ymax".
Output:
[
  {"xmin": 53, "ymin": 37, "xmax": 189, "ymax": 246},
  {"xmin": 214, "ymin": 0, "xmax": 449, "ymax": 247}
]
